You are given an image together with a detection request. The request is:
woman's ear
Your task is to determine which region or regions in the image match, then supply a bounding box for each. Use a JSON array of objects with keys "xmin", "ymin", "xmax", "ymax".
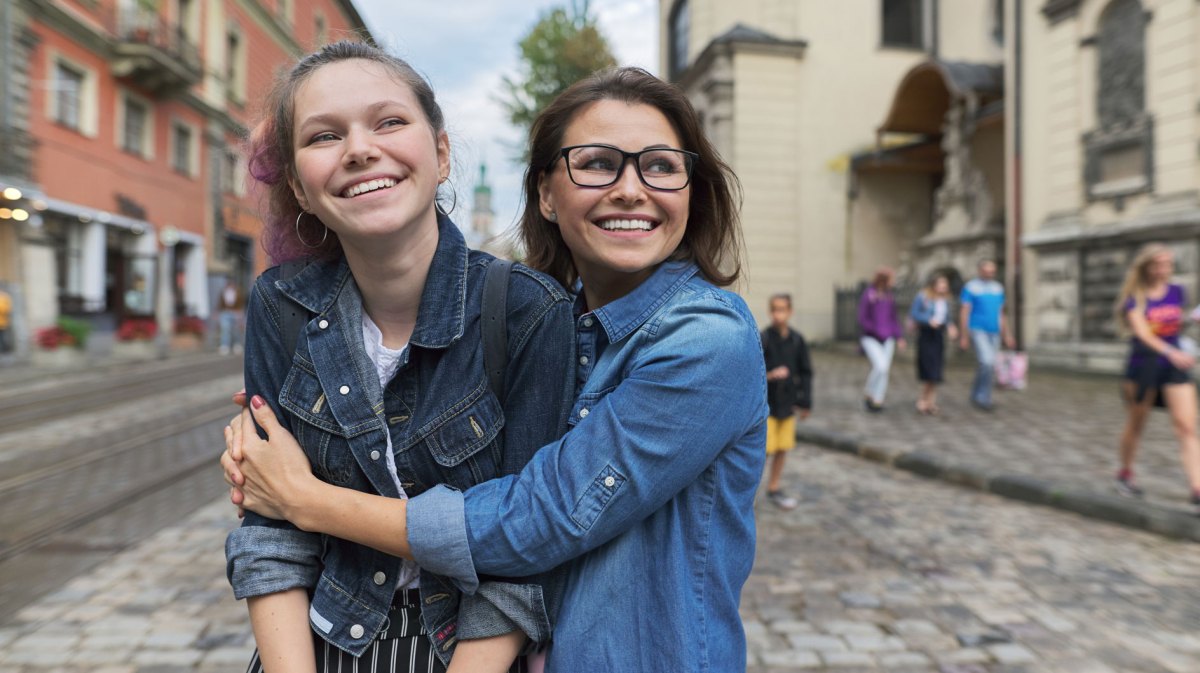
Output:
[
  {"xmin": 537, "ymin": 172, "xmax": 557, "ymax": 223},
  {"xmin": 437, "ymin": 130, "xmax": 451, "ymax": 184},
  {"xmin": 287, "ymin": 171, "xmax": 310, "ymax": 212}
]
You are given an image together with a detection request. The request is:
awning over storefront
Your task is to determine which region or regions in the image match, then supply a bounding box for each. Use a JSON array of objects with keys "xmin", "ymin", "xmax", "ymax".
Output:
[
  {"xmin": 851, "ymin": 140, "xmax": 945, "ymax": 175},
  {"xmin": 42, "ymin": 196, "xmax": 153, "ymax": 234},
  {"xmin": 878, "ymin": 60, "xmax": 1003, "ymax": 137}
]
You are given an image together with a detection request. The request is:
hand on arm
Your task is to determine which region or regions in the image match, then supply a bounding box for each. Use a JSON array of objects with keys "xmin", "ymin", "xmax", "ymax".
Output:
[{"xmin": 1128, "ymin": 309, "xmax": 1195, "ymax": 370}]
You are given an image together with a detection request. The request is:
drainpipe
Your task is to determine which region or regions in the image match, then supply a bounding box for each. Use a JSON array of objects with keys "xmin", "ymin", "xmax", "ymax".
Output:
[
  {"xmin": 1010, "ymin": 0, "xmax": 1023, "ymax": 349},
  {"xmin": 930, "ymin": 0, "xmax": 939, "ymax": 58}
]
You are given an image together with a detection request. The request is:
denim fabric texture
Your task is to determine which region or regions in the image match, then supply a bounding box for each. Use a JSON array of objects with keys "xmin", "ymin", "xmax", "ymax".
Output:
[
  {"xmin": 225, "ymin": 215, "xmax": 575, "ymax": 661},
  {"xmin": 408, "ymin": 261, "xmax": 768, "ymax": 672},
  {"xmin": 970, "ymin": 330, "xmax": 1001, "ymax": 405}
]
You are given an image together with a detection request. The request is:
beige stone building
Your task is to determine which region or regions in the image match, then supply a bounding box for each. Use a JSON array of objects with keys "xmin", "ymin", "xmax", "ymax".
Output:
[
  {"xmin": 659, "ymin": 0, "xmax": 1006, "ymax": 338},
  {"xmin": 1020, "ymin": 0, "xmax": 1200, "ymax": 371}
]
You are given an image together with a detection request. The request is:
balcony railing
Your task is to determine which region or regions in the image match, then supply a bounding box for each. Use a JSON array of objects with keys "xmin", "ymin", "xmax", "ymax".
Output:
[{"xmin": 101, "ymin": 5, "xmax": 202, "ymax": 94}]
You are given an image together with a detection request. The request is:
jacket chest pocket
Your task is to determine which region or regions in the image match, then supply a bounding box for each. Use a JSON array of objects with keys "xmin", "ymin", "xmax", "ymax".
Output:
[
  {"xmin": 413, "ymin": 384, "xmax": 505, "ymax": 490},
  {"xmin": 278, "ymin": 362, "xmax": 357, "ymax": 487}
]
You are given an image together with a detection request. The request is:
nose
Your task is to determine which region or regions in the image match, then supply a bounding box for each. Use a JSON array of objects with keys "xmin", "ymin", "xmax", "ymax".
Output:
[
  {"xmin": 608, "ymin": 157, "xmax": 646, "ymax": 203},
  {"xmin": 342, "ymin": 127, "xmax": 380, "ymax": 167}
]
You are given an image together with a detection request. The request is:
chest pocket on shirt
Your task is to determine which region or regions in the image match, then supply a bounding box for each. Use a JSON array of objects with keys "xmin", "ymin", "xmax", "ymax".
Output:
[
  {"xmin": 415, "ymin": 383, "xmax": 504, "ymax": 489},
  {"xmin": 278, "ymin": 358, "xmax": 365, "ymax": 487}
]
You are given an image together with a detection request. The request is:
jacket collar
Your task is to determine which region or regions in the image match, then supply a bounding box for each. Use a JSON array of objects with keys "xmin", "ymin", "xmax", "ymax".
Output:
[
  {"xmin": 585, "ymin": 261, "xmax": 698, "ymax": 343},
  {"xmin": 275, "ymin": 212, "xmax": 469, "ymax": 350}
]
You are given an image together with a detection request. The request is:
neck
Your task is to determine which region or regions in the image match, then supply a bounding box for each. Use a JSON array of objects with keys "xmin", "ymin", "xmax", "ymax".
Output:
[
  {"xmin": 339, "ymin": 211, "xmax": 440, "ymax": 349},
  {"xmin": 773, "ymin": 323, "xmax": 789, "ymax": 336},
  {"xmin": 580, "ymin": 265, "xmax": 656, "ymax": 312}
]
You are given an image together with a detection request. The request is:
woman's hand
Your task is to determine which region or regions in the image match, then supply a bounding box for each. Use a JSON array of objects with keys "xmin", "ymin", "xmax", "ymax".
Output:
[
  {"xmin": 222, "ymin": 396, "xmax": 319, "ymax": 523},
  {"xmin": 947, "ymin": 324, "xmax": 959, "ymax": 341},
  {"xmin": 1166, "ymin": 347, "xmax": 1195, "ymax": 371}
]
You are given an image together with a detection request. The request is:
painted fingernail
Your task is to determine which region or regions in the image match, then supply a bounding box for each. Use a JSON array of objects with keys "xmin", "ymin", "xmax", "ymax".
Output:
[{"xmin": 251, "ymin": 395, "xmax": 265, "ymax": 409}]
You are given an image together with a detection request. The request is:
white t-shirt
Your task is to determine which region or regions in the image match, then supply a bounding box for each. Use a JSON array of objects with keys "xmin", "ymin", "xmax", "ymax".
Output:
[{"xmin": 361, "ymin": 311, "xmax": 421, "ymax": 590}]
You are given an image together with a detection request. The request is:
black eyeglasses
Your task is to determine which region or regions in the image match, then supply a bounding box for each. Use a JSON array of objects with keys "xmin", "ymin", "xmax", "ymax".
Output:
[{"xmin": 549, "ymin": 144, "xmax": 699, "ymax": 191}]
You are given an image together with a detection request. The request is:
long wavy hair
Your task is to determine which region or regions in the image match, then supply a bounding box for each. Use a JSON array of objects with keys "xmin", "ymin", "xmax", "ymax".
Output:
[
  {"xmin": 246, "ymin": 40, "xmax": 447, "ymax": 263},
  {"xmin": 1114, "ymin": 243, "xmax": 1173, "ymax": 330},
  {"xmin": 518, "ymin": 67, "xmax": 744, "ymax": 289}
]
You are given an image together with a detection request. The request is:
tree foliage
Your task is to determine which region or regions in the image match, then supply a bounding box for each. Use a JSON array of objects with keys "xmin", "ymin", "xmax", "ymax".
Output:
[{"xmin": 500, "ymin": 3, "xmax": 618, "ymax": 137}]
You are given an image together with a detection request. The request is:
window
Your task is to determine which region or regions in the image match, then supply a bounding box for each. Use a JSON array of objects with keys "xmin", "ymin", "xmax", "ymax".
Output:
[
  {"xmin": 121, "ymin": 95, "xmax": 151, "ymax": 157},
  {"xmin": 668, "ymin": 0, "xmax": 689, "ymax": 81},
  {"xmin": 881, "ymin": 0, "xmax": 926, "ymax": 49},
  {"xmin": 54, "ymin": 62, "xmax": 85, "ymax": 130},
  {"xmin": 172, "ymin": 123, "xmax": 194, "ymax": 175},
  {"xmin": 223, "ymin": 150, "xmax": 243, "ymax": 195},
  {"xmin": 225, "ymin": 28, "xmax": 246, "ymax": 104}
]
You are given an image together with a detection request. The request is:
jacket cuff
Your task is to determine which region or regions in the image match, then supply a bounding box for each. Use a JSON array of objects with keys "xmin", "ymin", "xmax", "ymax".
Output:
[
  {"xmin": 407, "ymin": 485, "xmax": 479, "ymax": 593},
  {"xmin": 225, "ymin": 526, "xmax": 321, "ymax": 599},
  {"xmin": 455, "ymin": 581, "xmax": 550, "ymax": 644}
]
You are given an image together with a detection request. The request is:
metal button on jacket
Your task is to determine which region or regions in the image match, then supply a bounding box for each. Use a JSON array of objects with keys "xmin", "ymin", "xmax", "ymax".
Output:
[
  {"xmin": 370, "ymin": 450, "xmax": 380, "ymax": 460},
  {"xmin": 318, "ymin": 319, "xmax": 329, "ymax": 329},
  {"xmin": 339, "ymin": 385, "xmax": 350, "ymax": 395},
  {"xmin": 579, "ymin": 356, "xmax": 589, "ymax": 365},
  {"xmin": 373, "ymin": 571, "xmax": 387, "ymax": 585},
  {"xmin": 583, "ymin": 317, "xmax": 594, "ymax": 327},
  {"xmin": 350, "ymin": 624, "xmax": 364, "ymax": 639}
]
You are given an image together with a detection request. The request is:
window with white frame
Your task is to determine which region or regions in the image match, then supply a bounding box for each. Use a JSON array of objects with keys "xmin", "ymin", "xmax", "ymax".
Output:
[
  {"xmin": 172, "ymin": 121, "xmax": 197, "ymax": 176},
  {"xmin": 225, "ymin": 27, "xmax": 246, "ymax": 104},
  {"xmin": 119, "ymin": 92, "xmax": 154, "ymax": 158},
  {"xmin": 222, "ymin": 150, "xmax": 243, "ymax": 195},
  {"xmin": 881, "ymin": 0, "xmax": 926, "ymax": 50},
  {"xmin": 50, "ymin": 57, "xmax": 97, "ymax": 135}
]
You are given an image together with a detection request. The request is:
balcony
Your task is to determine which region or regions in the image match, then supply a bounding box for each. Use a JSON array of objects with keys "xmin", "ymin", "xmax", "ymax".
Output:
[{"xmin": 104, "ymin": 5, "xmax": 202, "ymax": 95}]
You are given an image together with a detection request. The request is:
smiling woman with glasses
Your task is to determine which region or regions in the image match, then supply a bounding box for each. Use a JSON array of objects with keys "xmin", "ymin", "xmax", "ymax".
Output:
[{"xmin": 552, "ymin": 144, "xmax": 698, "ymax": 190}]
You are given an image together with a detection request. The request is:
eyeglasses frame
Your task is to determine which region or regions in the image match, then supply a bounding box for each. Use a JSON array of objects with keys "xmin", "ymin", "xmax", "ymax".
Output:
[{"xmin": 548, "ymin": 144, "xmax": 700, "ymax": 192}]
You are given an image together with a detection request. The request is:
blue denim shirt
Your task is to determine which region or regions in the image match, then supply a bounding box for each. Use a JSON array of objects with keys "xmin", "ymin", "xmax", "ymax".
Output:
[
  {"xmin": 408, "ymin": 261, "xmax": 768, "ymax": 672},
  {"xmin": 225, "ymin": 215, "xmax": 575, "ymax": 661}
]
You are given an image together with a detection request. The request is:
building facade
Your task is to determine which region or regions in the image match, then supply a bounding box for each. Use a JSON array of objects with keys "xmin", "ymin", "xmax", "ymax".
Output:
[
  {"xmin": 660, "ymin": 0, "xmax": 1006, "ymax": 337},
  {"xmin": 0, "ymin": 0, "xmax": 369, "ymax": 358},
  {"xmin": 1020, "ymin": 0, "xmax": 1200, "ymax": 371}
]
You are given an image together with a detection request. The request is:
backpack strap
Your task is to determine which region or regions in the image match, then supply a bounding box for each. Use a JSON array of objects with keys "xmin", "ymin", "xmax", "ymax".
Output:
[
  {"xmin": 278, "ymin": 259, "xmax": 310, "ymax": 358},
  {"xmin": 482, "ymin": 259, "xmax": 513, "ymax": 401}
]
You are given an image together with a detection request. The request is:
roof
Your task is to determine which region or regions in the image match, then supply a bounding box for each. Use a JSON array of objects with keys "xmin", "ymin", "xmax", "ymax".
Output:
[
  {"xmin": 710, "ymin": 23, "xmax": 808, "ymax": 49},
  {"xmin": 878, "ymin": 60, "xmax": 1004, "ymax": 136}
]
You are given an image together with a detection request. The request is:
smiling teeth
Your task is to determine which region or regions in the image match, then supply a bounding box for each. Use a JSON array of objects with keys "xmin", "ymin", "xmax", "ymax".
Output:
[
  {"xmin": 599, "ymin": 219, "xmax": 654, "ymax": 231},
  {"xmin": 344, "ymin": 178, "xmax": 397, "ymax": 197}
]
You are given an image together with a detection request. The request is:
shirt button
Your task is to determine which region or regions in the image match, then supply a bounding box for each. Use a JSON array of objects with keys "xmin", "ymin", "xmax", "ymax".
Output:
[
  {"xmin": 579, "ymin": 356, "xmax": 589, "ymax": 365},
  {"xmin": 583, "ymin": 317, "xmax": 594, "ymax": 327},
  {"xmin": 350, "ymin": 624, "xmax": 364, "ymax": 639},
  {"xmin": 604, "ymin": 476, "xmax": 616, "ymax": 487},
  {"xmin": 373, "ymin": 571, "xmax": 387, "ymax": 585},
  {"xmin": 318, "ymin": 319, "xmax": 329, "ymax": 329},
  {"xmin": 339, "ymin": 385, "xmax": 350, "ymax": 395},
  {"xmin": 370, "ymin": 450, "xmax": 380, "ymax": 460},
  {"xmin": 579, "ymin": 408, "xmax": 589, "ymax": 418}
]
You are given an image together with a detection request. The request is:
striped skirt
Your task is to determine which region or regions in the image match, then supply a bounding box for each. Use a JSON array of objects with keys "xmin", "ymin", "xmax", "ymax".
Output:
[{"xmin": 244, "ymin": 590, "xmax": 528, "ymax": 673}]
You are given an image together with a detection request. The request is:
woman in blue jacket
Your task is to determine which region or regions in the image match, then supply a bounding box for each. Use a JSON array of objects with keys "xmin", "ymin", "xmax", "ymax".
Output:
[
  {"xmin": 226, "ymin": 67, "xmax": 767, "ymax": 671},
  {"xmin": 909, "ymin": 273, "xmax": 958, "ymax": 415}
]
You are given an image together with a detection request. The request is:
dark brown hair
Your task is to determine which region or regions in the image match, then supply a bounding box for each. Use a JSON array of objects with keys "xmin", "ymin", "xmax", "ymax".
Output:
[
  {"xmin": 769, "ymin": 293, "xmax": 792, "ymax": 309},
  {"xmin": 247, "ymin": 40, "xmax": 447, "ymax": 263},
  {"xmin": 519, "ymin": 67, "xmax": 743, "ymax": 288}
]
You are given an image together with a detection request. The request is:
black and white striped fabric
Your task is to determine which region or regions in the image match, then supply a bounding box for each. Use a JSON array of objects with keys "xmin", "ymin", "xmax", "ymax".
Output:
[{"xmin": 244, "ymin": 590, "xmax": 528, "ymax": 673}]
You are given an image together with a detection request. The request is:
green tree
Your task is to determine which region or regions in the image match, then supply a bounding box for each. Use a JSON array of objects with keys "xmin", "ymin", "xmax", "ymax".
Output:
[{"xmin": 500, "ymin": 2, "xmax": 618, "ymax": 138}]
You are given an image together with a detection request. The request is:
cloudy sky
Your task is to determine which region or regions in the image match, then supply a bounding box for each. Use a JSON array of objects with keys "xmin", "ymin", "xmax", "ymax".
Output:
[{"xmin": 351, "ymin": 0, "xmax": 661, "ymax": 238}]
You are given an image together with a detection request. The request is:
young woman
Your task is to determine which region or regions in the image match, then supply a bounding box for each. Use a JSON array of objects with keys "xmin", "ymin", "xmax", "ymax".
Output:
[
  {"xmin": 223, "ymin": 41, "xmax": 575, "ymax": 673},
  {"xmin": 857, "ymin": 266, "xmax": 905, "ymax": 411},
  {"xmin": 909, "ymin": 273, "xmax": 958, "ymax": 415},
  {"xmin": 224, "ymin": 67, "xmax": 767, "ymax": 671},
  {"xmin": 1113, "ymin": 244, "xmax": 1200, "ymax": 513}
]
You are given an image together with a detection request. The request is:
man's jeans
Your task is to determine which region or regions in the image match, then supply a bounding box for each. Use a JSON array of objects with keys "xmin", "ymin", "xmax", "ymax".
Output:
[
  {"xmin": 218, "ymin": 310, "xmax": 238, "ymax": 351},
  {"xmin": 860, "ymin": 336, "xmax": 895, "ymax": 403},
  {"xmin": 970, "ymin": 330, "xmax": 1001, "ymax": 405}
]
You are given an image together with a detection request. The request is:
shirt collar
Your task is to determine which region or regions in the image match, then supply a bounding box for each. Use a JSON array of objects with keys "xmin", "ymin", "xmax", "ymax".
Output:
[
  {"xmin": 275, "ymin": 212, "xmax": 469, "ymax": 349},
  {"xmin": 581, "ymin": 261, "xmax": 698, "ymax": 343}
]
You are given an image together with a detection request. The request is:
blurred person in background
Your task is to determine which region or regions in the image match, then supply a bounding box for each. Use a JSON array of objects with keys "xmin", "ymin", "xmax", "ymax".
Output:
[
  {"xmin": 761, "ymin": 292, "xmax": 813, "ymax": 510},
  {"xmin": 857, "ymin": 266, "xmax": 905, "ymax": 412},
  {"xmin": 958, "ymin": 260, "xmax": 1013, "ymax": 411},
  {"xmin": 909, "ymin": 273, "xmax": 957, "ymax": 416}
]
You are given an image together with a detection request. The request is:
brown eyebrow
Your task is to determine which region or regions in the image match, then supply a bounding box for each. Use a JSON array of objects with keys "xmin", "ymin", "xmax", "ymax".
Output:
[{"xmin": 297, "ymin": 100, "xmax": 412, "ymax": 132}]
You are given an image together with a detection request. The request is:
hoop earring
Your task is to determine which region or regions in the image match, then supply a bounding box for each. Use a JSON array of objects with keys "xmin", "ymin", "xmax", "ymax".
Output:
[
  {"xmin": 435, "ymin": 178, "xmax": 458, "ymax": 215},
  {"xmin": 295, "ymin": 211, "xmax": 328, "ymax": 249}
]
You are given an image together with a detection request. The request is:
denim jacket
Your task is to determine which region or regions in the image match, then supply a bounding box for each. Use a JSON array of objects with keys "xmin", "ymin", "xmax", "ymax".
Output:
[
  {"xmin": 408, "ymin": 261, "xmax": 768, "ymax": 672},
  {"xmin": 225, "ymin": 215, "xmax": 575, "ymax": 661}
]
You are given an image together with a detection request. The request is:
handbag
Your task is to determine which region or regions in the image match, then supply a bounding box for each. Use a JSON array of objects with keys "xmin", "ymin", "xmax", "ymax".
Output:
[{"xmin": 994, "ymin": 350, "xmax": 1028, "ymax": 390}]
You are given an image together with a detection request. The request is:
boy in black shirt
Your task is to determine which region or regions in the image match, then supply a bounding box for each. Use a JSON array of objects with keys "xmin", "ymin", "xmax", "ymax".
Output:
[{"xmin": 761, "ymin": 293, "xmax": 813, "ymax": 510}]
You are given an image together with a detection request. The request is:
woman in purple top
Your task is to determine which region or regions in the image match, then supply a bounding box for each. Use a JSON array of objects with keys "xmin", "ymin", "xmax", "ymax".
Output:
[
  {"xmin": 1113, "ymin": 243, "xmax": 1200, "ymax": 514},
  {"xmin": 857, "ymin": 267, "xmax": 906, "ymax": 412}
]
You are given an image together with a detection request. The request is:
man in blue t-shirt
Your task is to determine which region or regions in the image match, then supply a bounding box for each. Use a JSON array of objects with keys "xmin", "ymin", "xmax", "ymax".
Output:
[{"xmin": 958, "ymin": 260, "xmax": 1015, "ymax": 410}]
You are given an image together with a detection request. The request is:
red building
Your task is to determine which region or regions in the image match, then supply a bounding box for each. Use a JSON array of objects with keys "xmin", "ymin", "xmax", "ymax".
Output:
[{"xmin": 0, "ymin": 0, "xmax": 370, "ymax": 356}]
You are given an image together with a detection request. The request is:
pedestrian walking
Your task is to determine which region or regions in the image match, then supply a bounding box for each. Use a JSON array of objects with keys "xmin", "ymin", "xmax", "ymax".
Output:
[
  {"xmin": 1112, "ymin": 244, "xmax": 1200, "ymax": 513},
  {"xmin": 221, "ymin": 41, "xmax": 575, "ymax": 673},
  {"xmin": 225, "ymin": 66, "xmax": 766, "ymax": 672},
  {"xmin": 909, "ymin": 273, "xmax": 958, "ymax": 415},
  {"xmin": 762, "ymin": 293, "xmax": 813, "ymax": 510},
  {"xmin": 958, "ymin": 260, "xmax": 1014, "ymax": 411},
  {"xmin": 857, "ymin": 267, "xmax": 905, "ymax": 411},
  {"xmin": 0, "ymin": 286, "xmax": 12, "ymax": 355},
  {"xmin": 216, "ymin": 278, "xmax": 244, "ymax": 355}
]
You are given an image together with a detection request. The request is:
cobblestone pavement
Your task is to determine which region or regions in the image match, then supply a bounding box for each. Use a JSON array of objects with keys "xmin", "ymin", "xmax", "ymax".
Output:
[
  {"xmin": 1, "ymin": 445, "xmax": 1196, "ymax": 672},
  {"xmin": 800, "ymin": 348, "xmax": 1199, "ymax": 521}
]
